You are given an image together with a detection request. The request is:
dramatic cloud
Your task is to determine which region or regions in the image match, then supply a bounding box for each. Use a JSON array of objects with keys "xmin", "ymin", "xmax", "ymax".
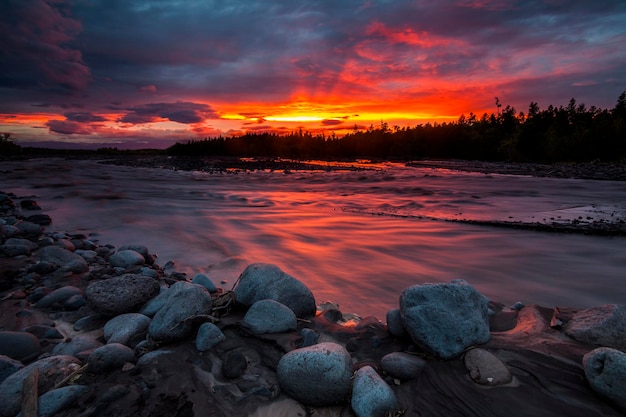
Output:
[{"xmin": 1, "ymin": 0, "xmax": 625, "ymax": 148}]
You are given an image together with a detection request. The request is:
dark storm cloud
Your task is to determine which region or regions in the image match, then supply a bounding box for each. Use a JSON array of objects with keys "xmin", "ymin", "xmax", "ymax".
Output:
[
  {"xmin": 47, "ymin": 119, "xmax": 93, "ymax": 135},
  {"xmin": 65, "ymin": 112, "xmax": 107, "ymax": 122},
  {"xmin": 116, "ymin": 102, "xmax": 218, "ymax": 124},
  {"xmin": 0, "ymin": 0, "xmax": 92, "ymax": 92}
]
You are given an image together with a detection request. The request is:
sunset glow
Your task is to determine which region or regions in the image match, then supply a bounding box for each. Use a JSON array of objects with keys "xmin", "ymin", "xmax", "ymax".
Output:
[{"xmin": 1, "ymin": 1, "xmax": 624, "ymax": 149}]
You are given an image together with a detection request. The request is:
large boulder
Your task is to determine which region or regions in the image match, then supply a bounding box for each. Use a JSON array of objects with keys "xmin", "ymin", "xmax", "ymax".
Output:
[
  {"xmin": 103, "ymin": 313, "xmax": 151, "ymax": 346},
  {"xmin": 565, "ymin": 304, "xmax": 626, "ymax": 351},
  {"xmin": 85, "ymin": 274, "xmax": 160, "ymax": 316},
  {"xmin": 351, "ymin": 365, "xmax": 399, "ymax": 417},
  {"xmin": 242, "ymin": 299, "xmax": 297, "ymax": 334},
  {"xmin": 0, "ymin": 355, "xmax": 81, "ymax": 417},
  {"xmin": 234, "ymin": 263, "xmax": 316, "ymax": 318},
  {"xmin": 148, "ymin": 284, "xmax": 212, "ymax": 343},
  {"xmin": 583, "ymin": 347, "xmax": 626, "ymax": 411},
  {"xmin": 140, "ymin": 281, "xmax": 195, "ymax": 317},
  {"xmin": 37, "ymin": 246, "xmax": 88, "ymax": 273},
  {"xmin": 277, "ymin": 342, "xmax": 353, "ymax": 406},
  {"xmin": 399, "ymin": 280, "xmax": 490, "ymax": 359}
]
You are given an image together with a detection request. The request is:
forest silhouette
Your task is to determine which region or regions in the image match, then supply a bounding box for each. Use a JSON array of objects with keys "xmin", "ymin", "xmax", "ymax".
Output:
[{"xmin": 168, "ymin": 91, "xmax": 626, "ymax": 163}]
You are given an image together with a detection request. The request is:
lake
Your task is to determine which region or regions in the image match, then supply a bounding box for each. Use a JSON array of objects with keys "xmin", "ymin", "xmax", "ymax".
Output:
[{"xmin": 2, "ymin": 158, "xmax": 625, "ymax": 319}]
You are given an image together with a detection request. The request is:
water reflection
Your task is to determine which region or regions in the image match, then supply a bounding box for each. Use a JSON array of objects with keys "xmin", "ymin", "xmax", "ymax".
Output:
[{"xmin": 2, "ymin": 158, "xmax": 625, "ymax": 319}]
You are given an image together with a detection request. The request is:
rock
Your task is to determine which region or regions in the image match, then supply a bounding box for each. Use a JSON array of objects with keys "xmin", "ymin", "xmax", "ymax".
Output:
[
  {"xmin": 20, "ymin": 199, "xmax": 40, "ymax": 210},
  {"xmin": 37, "ymin": 246, "xmax": 88, "ymax": 273},
  {"xmin": 64, "ymin": 294, "xmax": 86, "ymax": 310},
  {"xmin": 75, "ymin": 249, "xmax": 98, "ymax": 261},
  {"xmin": 1, "ymin": 225, "xmax": 19, "ymax": 239},
  {"xmin": 20, "ymin": 325, "xmax": 64, "ymax": 340},
  {"xmin": 0, "ymin": 244, "xmax": 31, "ymax": 257},
  {"xmin": 380, "ymin": 352, "xmax": 427, "ymax": 380},
  {"xmin": 31, "ymin": 385, "xmax": 89, "ymax": 417},
  {"xmin": 386, "ymin": 308, "xmax": 406, "ymax": 337},
  {"xmin": 399, "ymin": 281, "xmax": 491, "ymax": 359},
  {"xmin": 242, "ymin": 299, "xmax": 297, "ymax": 334},
  {"xmin": 109, "ymin": 249, "xmax": 145, "ymax": 269},
  {"xmin": 51, "ymin": 335, "xmax": 103, "ymax": 357},
  {"xmin": 118, "ymin": 244, "xmax": 153, "ymax": 264},
  {"xmin": 35, "ymin": 285, "xmax": 84, "ymax": 309},
  {"xmin": 582, "ymin": 347, "xmax": 626, "ymax": 411},
  {"xmin": 88, "ymin": 343, "xmax": 136, "ymax": 374},
  {"xmin": 104, "ymin": 313, "xmax": 151, "ymax": 346},
  {"xmin": 85, "ymin": 274, "xmax": 160, "ymax": 316},
  {"xmin": 140, "ymin": 267, "xmax": 159, "ymax": 278},
  {"xmin": 148, "ymin": 284, "xmax": 212, "ymax": 343},
  {"xmin": 15, "ymin": 221, "xmax": 43, "ymax": 237},
  {"xmin": 192, "ymin": 273, "xmax": 217, "ymax": 292},
  {"xmin": 464, "ymin": 348, "xmax": 512, "ymax": 386},
  {"xmin": 299, "ymin": 328, "xmax": 318, "ymax": 347},
  {"xmin": 195, "ymin": 322, "xmax": 225, "ymax": 351},
  {"xmin": 222, "ymin": 350, "xmax": 247, "ymax": 379},
  {"xmin": 0, "ymin": 355, "xmax": 23, "ymax": 384},
  {"xmin": 565, "ymin": 304, "xmax": 626, "ymax": 351},
  {"xmin": 140, "ymin": 281, "xmax": 195, "ymax": 317},
  {"xmin": 0, "ymin": 355, "xmax": 81, "ymax": 417},
  {"xmin": 74, "ymin": 314, "xmax": 109, "ymax": 332},
  {"xmin": 0, "ymin": 331, "xmax": 41, "ymax": 362},
  {"xmin": 234, "ymin": 263, "xmax": 316, "ymax": 318},
  {"xmin": 4, "ymin": 238, "xmax": 37, "ymax": 251},
  {"xmin": 351, "ymin": 365, "xmax": 399, "ymax": 417},
  {"xmin": 54, "ymin": 238, "xmax": 76, "ymax": 252},
  {"xmin": 277, "ymin": 342, "xmax": 353, "ymax": 406}
]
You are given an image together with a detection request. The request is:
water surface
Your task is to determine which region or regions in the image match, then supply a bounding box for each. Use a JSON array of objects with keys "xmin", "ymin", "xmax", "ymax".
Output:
[{"xmin": 2, "ymin": 158, "xmax": 625, "ymax": 319}]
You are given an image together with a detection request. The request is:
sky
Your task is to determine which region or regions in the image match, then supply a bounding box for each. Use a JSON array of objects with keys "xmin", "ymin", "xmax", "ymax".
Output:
[{"xmin": 1, "ymin": 0, "xmax": 625, "ymax": 149}]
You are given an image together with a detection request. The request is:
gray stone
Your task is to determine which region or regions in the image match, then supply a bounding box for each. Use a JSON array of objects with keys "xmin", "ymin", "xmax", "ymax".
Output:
[
  {"xmin": 88, "ymin": 343, "xmax": 135, "ymax": 374},
  {"xmin": 136, "ymin": 349, "xmax": 176, "ymax": 367},
  {"xmin": 380, "ymin": 352, "xmax": 426, "ymax": 380},
  {"xmin": 75, "ymin": 249, "xmax": 98, "ymax": 261},
  {"xmin": 243, "ymin": 299, "xmax": 297, "ymax": 334},
  {"xmin": 104, "ymin": 313, "xmax": 151, "ymax": 346},
  {"xmin": 140, "ymin": 281, "xmax": 194, "ymax": 317},
  {"xmin": 192, "ymin": 273, "xmax": 217, "ymax": 292},
  {"xmin": 15, "ymin": 221, "xmax": 43, "ymax": 237},
  {"xmin": 29, "ymin": 385, "xmax": 89, "ymax": 417},
  {"xmin": 64, "ymin": 294, "xmax": 86, "ymax": 310},
  {"xmin": 118, "ymin": 244, "xmax": 153, "ymax": 264},
  {"xmin": 1, "ymin": 225, "xmax": 19, "ymax": 239},
  {"xmin": 0, "ymin": 331, "xmax": 41, "ymax": 362},
  {"xmin": 399, "ymin": 281, "xmax": 490, "ymax": 359},
  {"xmin": 195, "ymin": 322, "xmax": 225, "ymax": 351},
  {"xmin": 0, "ymin": 245, "xmax": 31, "ymax": 257},
  {"xmin": 386, "ymin": 308, "xmax": 406, "ymax": 337},
  {"xmin": 4, "ymin": 238, "xmax": 37, "ymax": 251},
  {"xmin": 109, "ymin": 249, "xmax": 145, "ymax": 269},
  {"xmin": 351, "ymin": 365, "xmax": 398, "ymax": 417},
  {"xmin": 0, "ymin": 355, "xmax": 23, "ymax": 384},
  {"xmin": 85, "ymin": 274, "xmax": 160, "ymax": 316},
  {"xmin": 37, "ymin": 245, "xmax": 88, "ymax": 273},
  {"xmin": 0, "ymin": 355, "xmax": 81, "ymax": 417},
  {"xmin": 583, "ymin": 347, "xmax": 626, "ymax": 411},
  {"xmin": 277, "ymin": 342, "xmax": 353, "ymax": 406},
  {"xmin": 565, "ymin": 304, "xmax": 626, "ymax": 351},
  {"xmin": 140, "ymin": 267, "xmax": 159, "ymax": 278},
  {"xmin": 222, "ymin": 350, "xmax": 247, "ymax": 379},
  {"xmin": 148, "ymin": 284, "xmax": 212, "ymax": 343},
  {"xmin": 464, "ymin": 348, "xmax": 512, "ymax": 386},
  {"xmin": 234, "ymin": 263, "xmax": 316, "ymax": 318},
  {"xmin": 51, "ymin": 335, "xmax": 103, "ymax": 357},
  {"xmin": 35, "ymin": 285, "xmax": 84, "ymax": 309},
  {"xmin": 299, "ymin": 328, "xmax": 318, "ymax": 347},
  {"xmin": 54, "ymin": 239, "xmax": 76, "ymax": 251}
]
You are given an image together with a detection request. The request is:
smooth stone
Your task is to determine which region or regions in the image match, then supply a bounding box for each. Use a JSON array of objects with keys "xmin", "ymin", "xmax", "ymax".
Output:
[
  {"xmin": 54, "ymin": 239, "xmax": 76, "ymax": 252},
  {"xmin": 277, "ymin": 342, "xmax": 353, "ymax": 406},
  {"xmin": 85, "ymin": 274, "xmax": 160, "ymax": 316},
  {"xmin": 35, "ymin": 285, "xmax": 84, "ymax": 309},
  {"xmin": 234, "ymin": 263, "xmax": 316, "ymax": 318},
  {"xmin": 464, "ymin": 348, "xmax": 512, "ymax": 386},
  {"xmin": 15, "ymin": 221, "xmax": 43, "ymax": 237},
  {"xmin": 136, "ymin": 349, "xmax": 175, "ymax": 367},
  {"xmin": 242, "ymin": 299, "xmax": 297, "ymax": 334},
  {"xmin": 351, "ymin": 365, "xmax": 399, "ymax": 417},
  {"xmin": 195, "ymin": 322, "xmax": 225, "ymax": 351},
  {"xmin": 118, "ymin": 244, "xmax": 153, "ymax": 264},
  {"xmin": 140, "ymin": 267, "xmax": 159, "ymax": 278},
  {"xmin": 386, "ymin": 308, "xmax": 406, "ymax": 337},
  {"xmin": 51, "ymin": 335, "xmax": 103, "ymax": 357},
  {"xmin": 299, "ymin": 328, "xmax": 318, "ymax": 347},
  {"xmin": 399, "ymin": 281, "xmax": 490, "ymax": 359},
  {"xmin": 0, "ymin": 245, "xmax": 31, "ymax": 257},
  {"xmin": 29, "ymin": 261, "xmax": 56, "ymax": 275},
  {"xmin": 21, "ymin": 325, "xmax": 64, "ymax": 340},
  {"xmin": 148, "ymin": 284, "xmax": 213, "ymax": 342},
  {"xmin": 37, "ymin": 245, "xmax": 88, "ymax": 273},
  {"xmin": 565, "ymin": 304, "xmax": 626, "ymax": 351},
  {"xmin": 75, "ymin": 249, "xmax": 98, "ymax": 261},
  {"xmin": 104, "ymin": 313, "xmax": 151, "ymax": 346},
  {"xmin": 583, "ymin": 347, "xmax": 626, "ymax": 411},
  {"xmin": 0, "ymin": 355, "xmax": 24, "ymax": 384},
  {"xmin": 192, "ymin": 273, "xmax": 217, "ymax": 292},
  {"xmin": 0, "ymin": 331, "xmax": 41, "ymax": 362},
  {"xmin": 26, "ymin": 385, "xmax": 89, "ymax": 417},
  {"xmin": 380, "ymin": 352, "xmax": 427, "ymax": 380},
  {"xmin": 109, "ymin": 249, "xmax": 146, "ymax": 269},
  {"xmin": 4, "ymin": 238, "xmax": 37, "ymax": 251},
  {"xmin": 64, "ymin": 294, "xmax": 86, "ymax": 310},
  {"xmin": 88, "ymin": 343, "xmax": 136, "ymax": 374},
  {"xmin": 0, "ymin": 355, "xmax": 81, "ymax": 417},
  {"xmin": 73, "ymin": 314, "xmax": 109, "ymax": 332},
  {"xmin": 140, "ymin": 281, "xmax": 195, "ymax": 317}
]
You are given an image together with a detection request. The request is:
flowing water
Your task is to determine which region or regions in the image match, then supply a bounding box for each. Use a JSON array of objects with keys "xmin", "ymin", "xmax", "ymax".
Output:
[{"xmin": 2, "ymin": 158, "xmax": 625, "ymax": 319}]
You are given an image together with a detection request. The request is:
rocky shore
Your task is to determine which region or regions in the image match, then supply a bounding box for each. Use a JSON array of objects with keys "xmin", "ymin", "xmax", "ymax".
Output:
[{"xmin": 1, "ymin": 190, "xmax": 626, "ymax": 417}]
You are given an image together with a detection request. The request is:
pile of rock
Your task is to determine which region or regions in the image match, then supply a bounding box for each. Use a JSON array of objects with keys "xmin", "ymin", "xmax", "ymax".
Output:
[{"xmin": 1, "ymin": 190, "xmax": 626, "ymax": 417}]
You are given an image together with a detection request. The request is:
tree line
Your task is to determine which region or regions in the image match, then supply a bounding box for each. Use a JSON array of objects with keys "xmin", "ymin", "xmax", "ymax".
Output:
[{"xmin": 168, "ymin": 90, "xmax": 626, "ymax": 162}]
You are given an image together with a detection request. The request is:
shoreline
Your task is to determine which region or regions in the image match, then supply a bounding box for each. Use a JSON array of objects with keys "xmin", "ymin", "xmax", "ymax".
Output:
[{"xmin": 1, "ymin": 191, "xmax": 626, "ymax": 416}]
